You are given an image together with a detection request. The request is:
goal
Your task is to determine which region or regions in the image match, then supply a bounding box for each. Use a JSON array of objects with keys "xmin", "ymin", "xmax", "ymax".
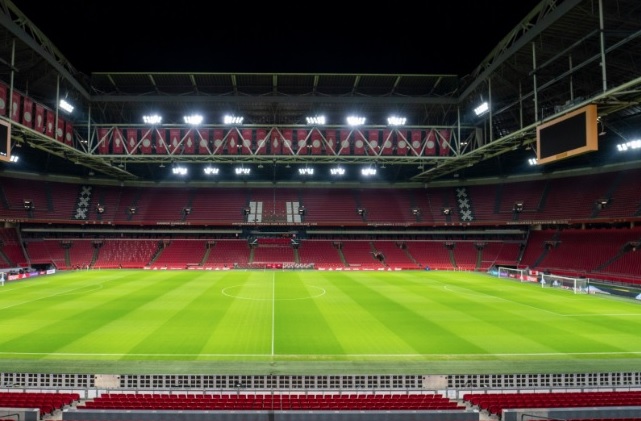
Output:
[
  {"xmin": 497, "ymin": 266, "xmax": 527, "ymax": 281},
  {"xmin": 540, "ymin": 273, "xmax": 589, "ymax": 294}
]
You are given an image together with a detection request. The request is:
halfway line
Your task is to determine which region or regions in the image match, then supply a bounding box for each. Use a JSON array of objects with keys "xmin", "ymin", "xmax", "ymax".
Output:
[{"xmin": 271, "ymin": 271, "xmax": 275, "ymax": 356}]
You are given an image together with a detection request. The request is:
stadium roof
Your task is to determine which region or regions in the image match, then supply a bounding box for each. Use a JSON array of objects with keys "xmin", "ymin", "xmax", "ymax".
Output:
[{"xmin": 1, "ymin": 0, "xmax": 640, "ymax": 186}]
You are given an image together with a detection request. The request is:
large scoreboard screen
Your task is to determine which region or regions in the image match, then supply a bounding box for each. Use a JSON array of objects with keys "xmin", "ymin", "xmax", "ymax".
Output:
[{"xmin": 536, "ymin": 104, "xmax": 598, "ymax": 165}]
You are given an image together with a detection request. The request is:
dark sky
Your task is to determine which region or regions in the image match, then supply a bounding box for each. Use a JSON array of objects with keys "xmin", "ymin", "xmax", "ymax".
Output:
[{"xmin": 12, "ymin": 0, "xmax": 541, "ymax": 76}]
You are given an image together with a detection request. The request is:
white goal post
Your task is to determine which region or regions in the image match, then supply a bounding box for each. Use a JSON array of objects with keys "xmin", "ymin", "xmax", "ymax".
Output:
[
  {"xmin": 540, "ymin": 273, "xmax": 589, "ymax": 294},
  {"xmin": 497, "ymin": 266, "xmax": 527, "ymax": 281}
]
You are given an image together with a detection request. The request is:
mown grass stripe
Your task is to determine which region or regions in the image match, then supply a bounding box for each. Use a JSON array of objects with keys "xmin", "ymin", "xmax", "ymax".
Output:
[{"xmin": 0, "ymin": 269, "xmax": 640, "ymax": 374}]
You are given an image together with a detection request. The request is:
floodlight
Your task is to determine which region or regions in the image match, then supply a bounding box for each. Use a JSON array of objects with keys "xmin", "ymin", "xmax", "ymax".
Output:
[
  {"xmin": 59, "ymin": 99, "xmax": 74, "ymax": 113},
  {"xmin": 183, "ymin": 207, "xmax": 192, "ymax": 215},
  {"xmin": 387, "ymin": 115, "xmax": 407, "ymax": 126},
  {"xmin": 442, "ymin": 207, "xmax": 452, "ymax": 215},
  {"xmin": 23, "ymin": 199, "xmax": 33, "ymax": 210},
  {"xmin": 172, "ymin": 165, "xmax": 188, "ymax": 175},
  {"xmin": 513, "ymin": 201, "xmax": 524, "ymax": 212},
  {"xmin": 474, "ymin": 101, "xmax": 489, "ymax": 116},
  {"xmin": 306, "ymin": 115, "xmax": 326, "ymax": 125},
  {"xmin": 203, "ymin": 166, "xmax": 219, "ymax": 175},
  {"xmin": 346, "ymin": 115, "xmax": 366, "ymax": 126},
  {"xmin": 183, "ymin": 114, "xmax": 203, "ymax": 125},
  {"xmin": 96, "ymin": 204, "xmax": 105, "ymax": 214},
  {"xmin": 617, "ymin": 139, "xmax": 641, "ymax": 151},
  {"xmin": 143, "ymin": 114, "xmax": 162, "ymax": 124},
  {"xmin": 224, "ymin": 115, "xmax": 244, "ymax": 125}
]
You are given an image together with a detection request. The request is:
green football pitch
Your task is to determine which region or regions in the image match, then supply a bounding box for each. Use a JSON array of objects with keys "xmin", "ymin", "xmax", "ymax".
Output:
[{"xmin": 1, "ymin": 269, "xmax": 640, "ymax": 375}]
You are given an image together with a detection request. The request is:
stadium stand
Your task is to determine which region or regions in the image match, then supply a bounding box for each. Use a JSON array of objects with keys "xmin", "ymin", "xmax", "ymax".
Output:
[
  {"xmin": 478, "ymin": 242, "xmax": 522, "ymax": 270},
  {"xmin": 371, "ymin": 241, "xmax": 420, "ymax": 269},
  {"xmin": 464, "ymin": 391, "xmax": 641, "ymax": 418},
  {"xmin": 188, "ymin": 188, "xmax": 249, "ymax": 225},
  {"xmin": 405, "ymin": 241, "xmax": 455, "ymax": 271},
  {"xmin": 0, "ymin": 228, "xmax": 27, "ymax": 268},
  {"xmin": 357, "ymin": 188, "xmax": 418, "ymax": 224},
  {"xmin": 2, "ymin": 172, "xmax": 640, "ymax": 282},
  {"xmin": 0, "ymin": 391, "xmax": 80, "ymax": 419},
  {"xmin": 22, "ymin": 239, "xmax": 66, "ymax": 269},
  {"xmin": 298, "ymin": 188, "xmax": 363, "ymax": 224},
  {"xmin": 1, "ymin": 170, "xmax": 640, "ymax": 228},
  {"xmin": 296, "ymin": 240, "xmax": 345, "ymax": 269},
  {"xmin": 201, "ymin": 239, "xmax": 251, "ymax": 269},
  {"xmin": 339, "ymin": 240, "xmax": 385, "ymax": 269},
  {"xmin": 92, "ymin": 239, "xmax": 159, "ymax": 269},
  {"xmin": 2, "ymin": 2, "xmax": 641, "ymax": 420},
  {"xmin": 150, "ymin": 239, "xmax": 208, "ymax": 269},
  {"xmin": 76, "ymin": 391, "xmax": 464, "ymax": 411}
]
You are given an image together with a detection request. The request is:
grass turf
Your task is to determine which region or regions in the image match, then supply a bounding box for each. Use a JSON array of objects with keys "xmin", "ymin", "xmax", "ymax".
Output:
[{"xmin": 1, "ymin": 269, "xmax": 640, "ymax": 375}]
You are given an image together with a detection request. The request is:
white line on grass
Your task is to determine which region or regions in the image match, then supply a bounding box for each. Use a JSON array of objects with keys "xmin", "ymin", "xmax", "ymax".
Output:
[
  {"xmin": 271, "ymin": 271, "xmax": 275, "ymax": 356},
  {"xmin": 2, "ymin": 351, "xmax": 641, "ymax": 358}
]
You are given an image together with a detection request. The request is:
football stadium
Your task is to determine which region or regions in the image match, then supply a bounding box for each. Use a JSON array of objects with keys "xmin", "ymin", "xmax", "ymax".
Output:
[{"xmin": 1, "ymin": 0, "xmax": 641, "ymax": 421}]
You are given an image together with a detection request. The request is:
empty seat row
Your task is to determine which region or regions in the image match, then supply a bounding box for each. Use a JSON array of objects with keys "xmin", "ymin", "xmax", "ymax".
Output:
[
  {"xmin": 0, "ymin": 391, "xmax": 80, "ymax": 416},
  {"xmin": 464, "ymin": 391, "xmax": 641, "ymax": 416},
  {"xmin": 78, "ymin": 392, "xmax": 462, "ymax": 411}
]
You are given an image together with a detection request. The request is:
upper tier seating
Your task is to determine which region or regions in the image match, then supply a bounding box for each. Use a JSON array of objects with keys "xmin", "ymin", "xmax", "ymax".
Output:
[
  {"xmin": 298, "ymin": 188, "xmax": 364, "ymax": 224},
  {"xmin": 357, "ymin": 189, "xmax": 418, "ymax": 224},
  {"xmin": 247, "ymin": 187, "xmax": 301, "ymax": 222},
  {"xmin": 2, "ymin": 167, "xmax": 641, "ymax": 226}
]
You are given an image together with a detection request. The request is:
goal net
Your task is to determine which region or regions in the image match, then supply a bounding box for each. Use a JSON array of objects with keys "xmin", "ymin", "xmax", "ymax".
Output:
[
  {"xmin": 497, "ymin": 266, "xmax": 527, "ymax": 282},
  {"xmin": 540, "ymin": 273, "xmax": 589, "ymax": 294}
]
